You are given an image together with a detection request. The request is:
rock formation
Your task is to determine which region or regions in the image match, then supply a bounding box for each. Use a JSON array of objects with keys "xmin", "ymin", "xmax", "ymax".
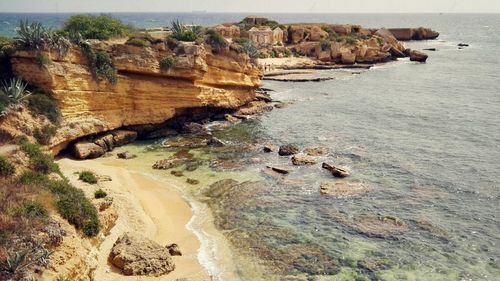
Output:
[
  {"xmin": 388, "ymin": 27, "xmax": 440, "ymax": 41},
  {"xmin": 109, "ymin": 232, "xmax": 175, "ymax": 276},
  {"xmin": 9, "ymin": 40, "xmax": 261, "ymax": 155}
]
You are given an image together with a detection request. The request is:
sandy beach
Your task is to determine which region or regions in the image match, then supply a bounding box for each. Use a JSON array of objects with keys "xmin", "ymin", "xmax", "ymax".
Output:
[{"xmin": 57, "ymin": 157, "xmax": 213, "ymax": 281}]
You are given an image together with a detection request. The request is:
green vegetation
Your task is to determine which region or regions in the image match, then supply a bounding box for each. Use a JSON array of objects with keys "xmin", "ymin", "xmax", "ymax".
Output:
[
  {"xmin": 20, "ymin": 140, "xmax": 59, "ymax": 174},
  {"xmin": 14, "ymin": 200, "xmax": 48, "ymax": 218},
  {"xmin": 33, "ymin": 124, "xmax": 57, "ymax": 145},
  {"xmin": 17, "ymin": 170, "xmax": 48, "ymax": 185},
  {"xmin": 31, "ymin": 152, "xmax": 59, "ymax": 174},
  {"xmin": 35, "ymin": 54, "xmax": 50, "ymax": 67},
  {"xmin": 78, "ymin": 171, "xmax": 98, "ymax": 184},
  {"xmin": 20, "ymin": 140, "xmax": 42, "ymax": 158},
  {"xmin": 63, "ymin": 14, "xmax": 134, "ymax": 40},
  {"xmin": 376, "ymin": 37, "xmax": 384, "ymax": 46},
  {"xmin": 0, "ymin": 156, "xmax": 15, "ymax": 177},
  {"xmin": 54, "ymin": 180, "xmax": 100, "ymax": 236},
  {"xmin": 0, "ymin": 77, "xmax": 31, "ymax": 107},
  {"xmin": 15, "ymin": 21, "xmax": 70, "ymax": 57},
  {"xmin": 320, "ymin": 39, "xmax": 331, "ymax": 51},
  {"xmin": 170, "ymin": 19, "xmax": 203, "ymax": 42},
  {"xmin": 344, "ymin": 35, "xmax": 358, "ymax": 45},
  {"xmin": 160, "ymin": 57, "xmax": 176, "ymax": 70},
  {"xmin": 5, "ymin": 252, "xmax": 28, "ymax": 274},
  {"xmin": 126, "ymin": 37, "xmax": 150, "ymax": 47},
  {"xmin": 14, "ymin": 142, "xmax": 101, "ymax": 237},
  {"xmin": 26, "ymin": 93, "xmax": 61, "ymax": 123},
  {"xmin": 80, "ymin": 44, "xmax": 117, "ymax": 84},
  {"xmin": 0, "ymin": 36, "xmax": 13, "ymax": 46},
  {"xmin": 205, "ymin": 29, "xmax": 228, "ymax": 52},
  {"xmin": 126, "ymin": 32, "xmax": 163, "ymax": 47},
  {"xmin": 263, "ymin": 20, "xmax": 280, "ymax": 30},
  {"xmin": 94, "ymin": 189, "xmax": 107, "ymax": 199},
  {"xmin": 233, "ymin": 37, "xmax": 259, "ymax": 60}
]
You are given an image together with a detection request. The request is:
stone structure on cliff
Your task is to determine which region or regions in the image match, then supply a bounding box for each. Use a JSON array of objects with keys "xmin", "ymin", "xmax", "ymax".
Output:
[
  {"xmin": 215, "ymin": 24, "xmax": 241, "ymax": 38},
  {"xmin": 248, "ymin": 26, "xmax": 284, "ymax": 46}
]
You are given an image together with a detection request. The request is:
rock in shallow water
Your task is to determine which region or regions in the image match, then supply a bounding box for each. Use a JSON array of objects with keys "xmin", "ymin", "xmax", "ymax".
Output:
[
  {"xmin": 278, "ymin": 144, "xmax": 300, "ymax": 156},
  {"xmin": 322, "ymin": 163, "xmax": 351, "ymax": 178},
  {"xmin": 409, "ymin": 50, "xmax": 428, "ymax": 62},
  {"xmin": 304, "ymin": 147, "xmax": 328, "ymax": 156},
  {"xmin": 319, "ymin": 180, "xmax": 369, "ymax": 198},
  {"xmin": 291, "ymin": 154, "xmax": 317, "ymax": 166},
  {"xmin": 109, "ymin": 232, "xmax": 175, "ymax": 276}
]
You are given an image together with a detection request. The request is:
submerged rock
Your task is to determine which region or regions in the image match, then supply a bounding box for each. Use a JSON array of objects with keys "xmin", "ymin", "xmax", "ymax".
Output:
[
  {"xmin": 152, "ymin": 158, "xmax": 185, "ymax": 170},
  {"xmin": 278, "ymin": 144, "xmax": 300, "ymax": 156},
  {"xmin": 304, "ymin": 147, "xmax": 328, "ymax": 156},
  {"xmin": 170, "ymin": 170, "xmax": 184, "ymax": 177},
  {"xmin": 117, "ymin": 151, "xmax": 137, "ymax": 159},
  {"xmin": 322, "ymin": 163, "xmax": 351, "ymax": 178},
  {"xmin": 109, "ymin": 232, "xmax": 175, "ymax": 276},
  {"xmin": 186, "ymin": 178, "xmax": 199, "ymax": 185},
  {"xmin": 266, "ymin": 165, "xmax": 292, "ymax": 175},
  {"xmin": 291, "ymin": 154, "xmax": 317, "ymax": 166},
  {"xmin": 319, "ymin": 180, "xmax": 369, "ymax": 198},
  {"xmin": 263, "ymin": 144, "xmax": 278, "ymax": 153},
  {"xmin": 182, "ymin": 122, "xmax": 207, "ymax": 134}
]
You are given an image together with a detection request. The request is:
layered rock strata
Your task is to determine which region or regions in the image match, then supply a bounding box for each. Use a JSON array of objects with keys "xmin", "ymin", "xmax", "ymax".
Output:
[{"xmin": 9, "ymin": 41, "xmax": 261, "ymax": 154}]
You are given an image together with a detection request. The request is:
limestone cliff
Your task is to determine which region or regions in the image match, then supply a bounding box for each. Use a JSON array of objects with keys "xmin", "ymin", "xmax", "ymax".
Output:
[{"xmin": 9, "ymin": 41, "xmax": 261, "ymax": 154}]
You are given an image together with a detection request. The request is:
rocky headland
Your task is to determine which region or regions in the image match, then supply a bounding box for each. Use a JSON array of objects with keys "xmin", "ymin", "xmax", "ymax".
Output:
[{"xmin": 0, "ymin": 15, "xmax": 439, "ymax": 281}]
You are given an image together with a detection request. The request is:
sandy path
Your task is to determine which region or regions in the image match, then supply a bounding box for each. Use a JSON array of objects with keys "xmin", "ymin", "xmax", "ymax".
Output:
[{"xmin": 57, "ymin": 158, "xmax": 212, "ymax": 281}]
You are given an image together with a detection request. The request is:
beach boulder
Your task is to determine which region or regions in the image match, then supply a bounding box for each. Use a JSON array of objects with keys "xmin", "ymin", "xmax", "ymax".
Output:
[
  {"xmin": 109, "ymin": 232, "xmax": 175, "ymax": 276},
  {"xmin": 112, "ymin": 130, "xmax": 138, "ymax": 147},
  {"xmin": 73, "ymin": 142, "xmax": 106, "ymax": 159}
]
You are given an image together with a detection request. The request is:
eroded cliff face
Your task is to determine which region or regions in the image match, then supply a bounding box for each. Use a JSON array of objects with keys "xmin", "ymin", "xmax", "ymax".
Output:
[{"xmin": 10, "ymin": 41, "xmax": 261, "ymax": 153}]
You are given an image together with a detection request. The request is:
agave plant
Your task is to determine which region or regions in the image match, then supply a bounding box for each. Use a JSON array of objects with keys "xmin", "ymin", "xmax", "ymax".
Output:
[
  {"xmin": 171, "ymin": 19, "xmax": 184, "ymax": 35},
  {"xmin": 6, "ymin": 251, "xmax": 28, "ymax": 273},
  {"xmin": 1, "ymin": 77, "xmax": 31, "ymax": 105},
  {"xmin": 15, "ymin": 20, "xmax": 50, "ymax": 49},
  {"xmin": 15, "ymin": 20, "xmax": 71, "ymax": 57}
]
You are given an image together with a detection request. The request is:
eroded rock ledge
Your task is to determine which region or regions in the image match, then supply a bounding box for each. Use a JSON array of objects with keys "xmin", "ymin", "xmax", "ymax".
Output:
[{"xmin": 10, "ymin": 40, "xmax": 261, "ymax": 154}]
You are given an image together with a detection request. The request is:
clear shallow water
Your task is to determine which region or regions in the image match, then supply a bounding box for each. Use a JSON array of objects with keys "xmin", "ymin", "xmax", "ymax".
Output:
[{"xmin": 3, "ymin": 12, "xmax": 500, "ymax": 281}]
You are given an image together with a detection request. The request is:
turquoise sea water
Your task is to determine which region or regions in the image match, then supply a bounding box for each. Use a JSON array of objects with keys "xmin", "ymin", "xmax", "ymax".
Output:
[{"xmin": 2, "ymin": 13, "xmax": 499, "ymax": 281}]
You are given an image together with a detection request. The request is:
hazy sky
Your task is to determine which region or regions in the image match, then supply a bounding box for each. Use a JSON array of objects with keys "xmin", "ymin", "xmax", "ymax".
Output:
[{"xmin": 1, "ymin": 0, "xmax": 499, "ymax": 13}]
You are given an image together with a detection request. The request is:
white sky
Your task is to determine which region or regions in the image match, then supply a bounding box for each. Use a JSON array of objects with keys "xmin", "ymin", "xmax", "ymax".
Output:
[{"xmin": 0, "ymin": 0, "xmax": 499, "ymax": 13}]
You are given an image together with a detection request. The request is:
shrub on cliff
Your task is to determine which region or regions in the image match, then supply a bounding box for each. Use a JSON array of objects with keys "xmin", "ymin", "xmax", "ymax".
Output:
[
  {"xmin": 53, "ymin": 180, "xmax": 101, "ymax": 236},
  {"xmin": 320, "ymin": 39, "xmax": 331, "ymax": 51},
  {"xmin": 160, "ymin": 57, "xmax": 176, "ymax": 70},
  {"xmin": 0, "ymin": 156, "xmax": 15, "ymax": 177},
  {"xmin": 33, "ymin": 124, "xmax": 57, "ymax": 145},
  {"xmin": 63, "ymin": 14, "xmax": 134, "ymax": 40},
  {"xmin": 14, "ymin": 200, "xmax": 48, "ymax": 218},
  {"xmin": 26, "ymin": 93, "xmax": 61, "ymax": 123},
  {"xmin": 80, "ymin": 44, "xmax": 117, "ymax": 84},
  {"xmin": 205, "ymin": 29, "xmax": 228, "ymax": 53},
  {"xmin": 126, "ymin": 32, "xmax": 163, "ymax": 47},
  {"xmin": 233, "ymin": 38, "xmax": 259, "ymax": 60}
]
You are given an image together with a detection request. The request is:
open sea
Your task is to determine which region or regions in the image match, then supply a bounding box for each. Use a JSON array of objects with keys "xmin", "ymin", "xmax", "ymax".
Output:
[{"xmin": 1, "ymin": 13, "xmax": 499, "ymax": 281}]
